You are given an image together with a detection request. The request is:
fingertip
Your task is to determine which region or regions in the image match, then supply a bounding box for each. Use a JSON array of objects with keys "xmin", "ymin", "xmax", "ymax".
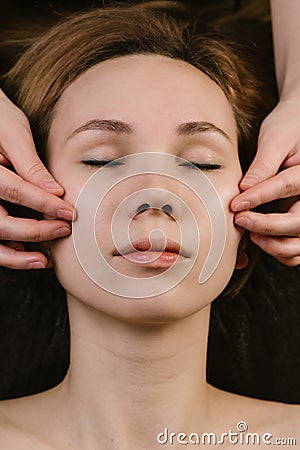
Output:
[
  {"xmin": 235, "ymin": 216, "xmax": 252, "ymax": 228},
  {"xmin": 72, "ymin": 207, "xmax": 78, "ymax": 221},
  {"xmin": 28, "ymin": 261, "xmax": 46, "ymax": 269},
  {"xmin": 230, "ymin": 193, "xmax": 241, "ymax": 210},
  {"xmin": 240, "ymin": 174, "xmax": 260, "ymax": 189},
  {"xmin": 27, "ymin": 251, "xmax": 49, "ymax": 269},
  {"xmin": 231, "ymin": 200, "xmax": 251, "ymax": 212},
  {"xmin": 42, "ymin": 178, "xmax": 64, "ymax": 194}
]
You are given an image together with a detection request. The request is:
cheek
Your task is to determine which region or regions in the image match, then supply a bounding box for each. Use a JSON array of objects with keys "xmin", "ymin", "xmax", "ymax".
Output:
[
  {"xmin": 187, "ymin": 178, "xmax": 242, "ymax": 306},
  {"xmin": 217, "ymin": 165, "xmax": 243, "ymax": 260},
  {"xmin": 49, "ymin": 158, "xmax": 243, "ymax": 322}
]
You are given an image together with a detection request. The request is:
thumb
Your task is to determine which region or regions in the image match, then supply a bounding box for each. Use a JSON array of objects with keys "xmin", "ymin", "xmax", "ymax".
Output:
[{"xmin": 0, "ymin": 90, "xmax": 64, "ymax": 194}]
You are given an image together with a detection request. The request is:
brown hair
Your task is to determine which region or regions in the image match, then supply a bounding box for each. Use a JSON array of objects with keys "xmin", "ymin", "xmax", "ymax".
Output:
[{"xmin": 2, "ymin": 4, "xmax": 263, "ymax": 168}]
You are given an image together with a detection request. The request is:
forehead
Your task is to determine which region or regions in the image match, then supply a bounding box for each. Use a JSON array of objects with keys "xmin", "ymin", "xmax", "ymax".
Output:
[{"xmin": 50, "ymin": 54, "xmax": 237, "ymax": 142}]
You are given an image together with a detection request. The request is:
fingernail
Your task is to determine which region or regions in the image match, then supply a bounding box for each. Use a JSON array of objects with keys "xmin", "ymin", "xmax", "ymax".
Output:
[
  {"xmin": 232, "ymin": 200, "xmax": 251, "ymax": 212},
  {"xmin": 43, "ymin": 179, "xmax": 64, "ymax": 192},
  {"xmin": 57, "ymin": 209, "xmax": 74, "ymax": 221},
  {"xmin": 235, "ymin": 217, "xmax": 252, "ymax": 228},
  {"xmin": 54, "ymin": 226, "xmax": 71, "ymax": 238},
  {"xmin": 28, "ymin": 261, "xmax": 46, "ymax": 269},
  {"xmin": 72, "ymin": 207, "xmax": 78, "ymax": 221},
  {"xmin": 240, "ymin": 175, "xmax": 260, "ymax": 187}
]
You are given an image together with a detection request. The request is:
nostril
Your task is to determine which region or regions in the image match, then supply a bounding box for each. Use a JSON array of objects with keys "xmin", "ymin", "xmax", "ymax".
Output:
[
  {"xmin": 161, "ymin": 204, "xmax": 172, "ymax": 215},
  {"xmin": 136, "ymin": 203, "xmax": 151, "ymax": 214}
]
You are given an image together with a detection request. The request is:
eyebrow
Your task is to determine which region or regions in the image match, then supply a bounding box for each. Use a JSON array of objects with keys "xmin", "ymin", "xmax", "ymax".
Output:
[
  {"xmin": 68, "ymin": 118, "xmax": 231, "ymax": 142},
  {"xmin": 69, "ymin": 119, "xmax": 132, "ymax": 138},
  {"xmin": 176, "ymin": 121, "xmax": 231, "ymax": 142}
]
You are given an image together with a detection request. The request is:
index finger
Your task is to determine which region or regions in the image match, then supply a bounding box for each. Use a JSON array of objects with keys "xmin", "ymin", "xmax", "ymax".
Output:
[
  {"xmin": 0, "ymin": 165, "xmax": 74, "ymax": 220},
  {"xmin": 231, "ymin": 166, "xmax": 300, "ymax": 212}
]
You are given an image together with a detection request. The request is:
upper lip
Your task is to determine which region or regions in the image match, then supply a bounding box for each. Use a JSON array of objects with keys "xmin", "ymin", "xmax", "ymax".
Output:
[{"xmin": 113, "ymin": 237, "xmax": 189, "ymax": 257}]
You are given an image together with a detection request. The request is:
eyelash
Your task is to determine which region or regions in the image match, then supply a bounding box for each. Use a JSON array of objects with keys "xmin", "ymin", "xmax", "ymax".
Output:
[
  {"xmin": 82, "ymin": 159, "xmax": 123, "ymax": 167},
  {"xmin": 82, "ymin": 159, "xmax": 221, "ymax": 171},
  {"xmin": 178, "ymin": 161, "xmax": 221, "ymax": 171}
]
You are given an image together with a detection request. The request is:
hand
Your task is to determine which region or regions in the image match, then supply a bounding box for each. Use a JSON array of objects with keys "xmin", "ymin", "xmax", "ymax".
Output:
[
  {"xmin": 231, "ymin": 97, "xmax": 300, "ymax": 266},
  {"xmin": 0, "ymin": 89, "xmax": 75, "ymax": 270}
]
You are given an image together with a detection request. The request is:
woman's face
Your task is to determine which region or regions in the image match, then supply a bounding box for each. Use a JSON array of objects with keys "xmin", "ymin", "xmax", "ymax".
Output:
[{"xmin": 47, "ymin": 54, "xmax": 243, "ymax": 324}]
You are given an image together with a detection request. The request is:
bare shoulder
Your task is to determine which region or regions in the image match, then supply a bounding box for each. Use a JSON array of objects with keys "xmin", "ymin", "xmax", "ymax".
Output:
[
  {"xmin": 241, "ymin": 397, "xmax": 300, "ymax": 445},
  {"xmin": 242, "ymin": 393, "xmax": 299, "ymax": 429},
  {"xmin": 207, "ymin": 383, "xmax": 300, "ymax": 437},
  {"xmin": 0, "ymin": 386, "xmax": 66, "ymax": 449},
  {"xmin": 0, "ymin": 397, "xmax": 39, "ymax": 449},
  {"xmin": 261, "ymin": 399, "xmax": 300, "ymax": 434},
  {"xmin": 0, "ymin": 395, "xmax": 48, "ymax": 449}
]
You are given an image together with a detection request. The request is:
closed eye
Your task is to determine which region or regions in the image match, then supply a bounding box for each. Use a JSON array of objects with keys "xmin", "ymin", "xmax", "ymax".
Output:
[
  {"xmin": 82, "ymin": 159, "xmax": 221, "ymax": 171},
  {"xmin": 82, "ymin": 159, "xmax": 124, "ymax": 168},
  {"xmin": 178, "ymin": 161, "xmax": 221, "ymax": 171}
]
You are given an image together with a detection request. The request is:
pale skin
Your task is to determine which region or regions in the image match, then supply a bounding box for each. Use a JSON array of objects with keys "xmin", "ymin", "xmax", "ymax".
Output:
[
  {"xmin": 1, "ymin": 1, "xmax": 300, "ymax": 269},
  {"xmin": 0, "ymin": 55, "xmax": 298, "ymax": 450}
]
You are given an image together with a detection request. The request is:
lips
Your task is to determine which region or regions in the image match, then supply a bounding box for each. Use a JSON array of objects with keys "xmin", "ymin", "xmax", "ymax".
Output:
[
  {"xmin": 113, "ymin": 237, "xmax": 187, "ymax": 257},
  {"xmin": 113, "ymin": 236, "xmax": 189, "ymax": 268}
]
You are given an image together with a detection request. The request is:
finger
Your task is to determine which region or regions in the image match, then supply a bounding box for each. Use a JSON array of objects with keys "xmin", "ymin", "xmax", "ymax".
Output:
[
  {"xmin": 0, "ymin": 165, "xmax": 74, "ymax": 220},
  {"xmin": 0, "ymin": 243, "xmax": 48, "ymax": 269},
  {"xmin": 0, "ymin": 216, "xmax": 72, "ymax": 242},
  {"xmin": 0, "ymin": 120, "xmax": 64, "ymax": 195},
  {"xmin": 250, "ymin": 233, "xmax": 300, "ymax": 261},
  {"xmin": 0, "ymin": 200, "xmax": 72, "ymax": 243},
  {"xmin": 5, "ymin": 241, "xmax": 26, "ymax": 251},
  {"xmin": 231, "ymin": 166, "xmax": 300, "ymax": 211},
  {"xmin": 234, "ymin": 210, "xmax": 300, "ymax": 236},
  {"xmin": 239, "ymin": 126, "xmax": 288, "ymax": 189},
  {"xmin": 0, "ymin": 203, "xmax": 8, "ymax": 217},
  {"xmin": 0, "ymin": 153, "xmax": 11, "ymax": 167},
  {"xmin": 281, "ymin": 152, "xmax": 300, "ymax": 169}
]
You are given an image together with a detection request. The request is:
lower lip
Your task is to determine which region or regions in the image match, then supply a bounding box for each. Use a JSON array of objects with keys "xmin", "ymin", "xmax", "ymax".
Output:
[{"xmin": 114, "ymin": 251, "xmax": 185, "ymax": 268}]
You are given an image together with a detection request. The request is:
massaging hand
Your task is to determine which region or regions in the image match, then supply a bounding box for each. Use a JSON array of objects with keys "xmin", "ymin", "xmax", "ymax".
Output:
[
  {"xmin": 0, "ymin": 89, "xmax": 74, "ymax": 269},
  {"xmin": 231, "ymin": 97, "xmax": 300, "ymax": 266}
]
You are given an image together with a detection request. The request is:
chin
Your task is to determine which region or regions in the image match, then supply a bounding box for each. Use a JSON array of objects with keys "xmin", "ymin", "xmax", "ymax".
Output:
[
  {"xmin": 62, "ymin": 263, "xmax": 233, "ymax": 327},
  {"xmin": 52, "ymin": 233, "xmax": 238, "ymax": 326}
]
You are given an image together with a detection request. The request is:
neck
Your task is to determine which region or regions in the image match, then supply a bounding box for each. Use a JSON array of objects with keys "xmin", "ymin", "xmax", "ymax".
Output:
[{"xmin": 59, "ymin": 296, "xmax": 213, "ymax": 449}]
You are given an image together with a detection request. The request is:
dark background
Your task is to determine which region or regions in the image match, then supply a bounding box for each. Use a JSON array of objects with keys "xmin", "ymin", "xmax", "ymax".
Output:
[{"xmin": 0, "ymin": 0, "xmax": 299, "ymax": 405}]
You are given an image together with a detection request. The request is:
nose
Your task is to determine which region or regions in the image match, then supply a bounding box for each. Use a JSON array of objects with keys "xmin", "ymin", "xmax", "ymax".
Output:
[
  {"xmin": 125, "ymin": 188, "xmax": 183, "ymax": 220},
  {"xmin": 136, "ymin": 202, "xmax": 173, "ymax": 216}
]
